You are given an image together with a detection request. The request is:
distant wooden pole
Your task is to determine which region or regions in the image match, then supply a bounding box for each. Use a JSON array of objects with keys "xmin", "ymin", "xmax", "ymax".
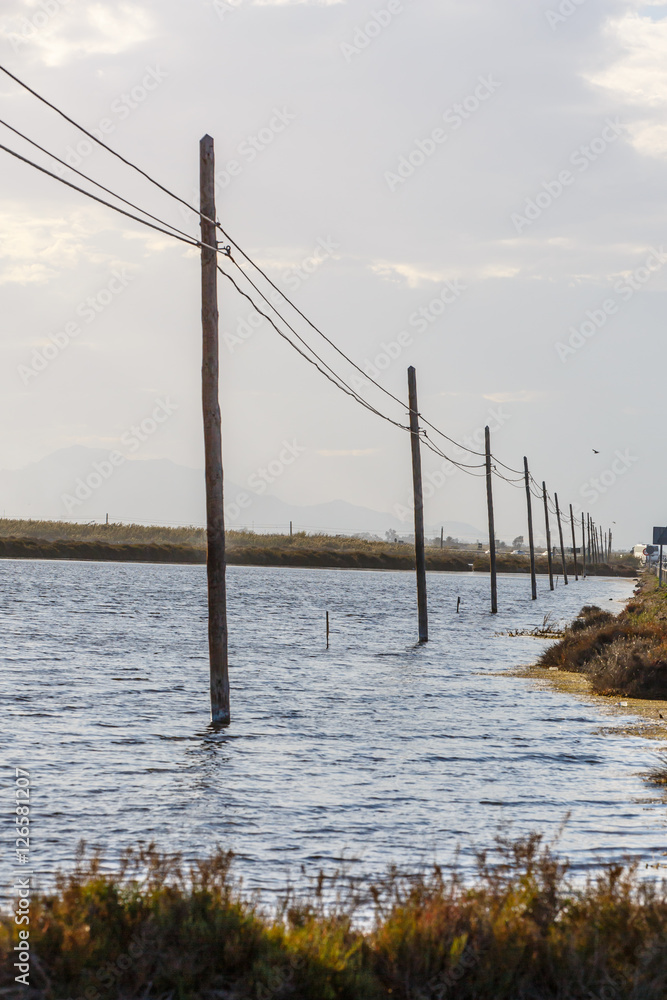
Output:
[
  {"xmin": 440, "ymin": 526, "xmax": 444, "ymax": 549},
  {"xmin": 569, "ymin": 504, "xmax": 579, "ymax": 581},
  {"xmin": 660, "ymin": 546, "xmax": 664, "ymax": 587},
  {"xmin": 290, "ymin": 520, "xmax": 293, "ymax": 538},
  {"xmin": 542, "ymin": 483, "xmax": 554, "ymax": 591},
  {"xmin": 326, "ymin": 611, "xmax": 330, "ymax": 648},
  {"xmin": 609, "ymin": 529, "xmax": 612, "ymax": 561},
  {"xmin": 581, "ymin": 518, "xmax": 587, "ymax": 578},
  {"xmin": 599, "ymin": 525, "xmax": 604, "ymax": 563},
  {"xmin": 407, "ymin": 367, "xmax": 428, "ymax": 642},
  {"xmin": 524, "ymin": 457, "xmax": 537, "ymax": 600},
  {"xmin": 554, "ymin": 493, "xmax": 568, "ymax": 585},
  {"xmin": 485, "ymin": 426, "xmax": 498, "ymax": 614},
  {"xmin": 200, "ymin": 134, "xmax": 230, "ymax": 727},
  {"xmin": 587, "ymin": 515, "xmax": 593, "ymax": 564}
]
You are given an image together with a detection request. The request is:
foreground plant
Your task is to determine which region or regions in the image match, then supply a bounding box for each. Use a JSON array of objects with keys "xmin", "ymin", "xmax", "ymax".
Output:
[{"xmin": 2, "ymin": 834, "xmax": 667, "ymax": 999}]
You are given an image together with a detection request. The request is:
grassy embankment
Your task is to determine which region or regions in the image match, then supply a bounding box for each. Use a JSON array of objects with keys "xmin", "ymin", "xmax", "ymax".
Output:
[
  {"xmin": 538, "ymin": 574, "xmax": 667, "ymax": 700},
  {"xmin": 2, "ymin": 836, "xmax": 667, "ymax": 1000},
  {"xmin": 0, "ymin": 518, "xmax": 637, "ymax": 574}
]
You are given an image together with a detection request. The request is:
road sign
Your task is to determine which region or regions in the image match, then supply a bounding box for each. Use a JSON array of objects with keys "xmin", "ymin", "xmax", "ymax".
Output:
[{"xmin": 653, "ymin": 528, "xmax": 667, "ymax": 545}]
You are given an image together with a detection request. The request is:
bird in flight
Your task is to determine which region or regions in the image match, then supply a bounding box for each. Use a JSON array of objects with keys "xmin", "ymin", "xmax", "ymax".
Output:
[{"xmin": 592, "ymin": 449, "xmax": 600, "ymax": 454}]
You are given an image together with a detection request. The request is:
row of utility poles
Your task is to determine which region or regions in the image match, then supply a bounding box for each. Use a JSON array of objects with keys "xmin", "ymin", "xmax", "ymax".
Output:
[
  {"xmin": 198, "ymin": 137, "xmax": 615, "ymax": 725},
  {"xmin": 406, "ymin": 367, "xmax": 614, "ymax": 642}
]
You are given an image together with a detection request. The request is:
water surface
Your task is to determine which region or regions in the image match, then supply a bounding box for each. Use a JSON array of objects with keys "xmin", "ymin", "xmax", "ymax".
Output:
[{"xmin": 3, "ymin": 560, "xmax": 663, "ymax": 900}]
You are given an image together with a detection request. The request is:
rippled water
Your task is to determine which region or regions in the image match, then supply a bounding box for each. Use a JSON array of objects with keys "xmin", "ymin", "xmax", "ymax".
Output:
[{"xmin": 2, "ymin": 559, "xmax": 664, "ymax": 900}]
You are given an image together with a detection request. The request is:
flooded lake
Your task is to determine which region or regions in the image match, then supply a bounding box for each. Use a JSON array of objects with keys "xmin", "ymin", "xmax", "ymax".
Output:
[{"xmin": 2, "ymin": 560, "xmax": 664, "ymax": 900}]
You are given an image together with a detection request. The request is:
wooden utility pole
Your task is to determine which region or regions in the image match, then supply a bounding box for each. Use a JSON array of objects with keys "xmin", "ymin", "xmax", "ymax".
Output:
[
  {"xmin": 407, "ymin": 367, "xmax": 428, "ymax": 642},
  {"xmin": 485, "ymin": 426, "xmax": 498, "ymax": 614},
  {"xmin": 554, "ymin": 493, "xmax": 568, "ymax": 585},
  {"xmin": 581, "ymin": 518, "xmax": 586, "ymax": 578},
  {"xmin": 609, "ymin": 529, "xmax": 612, "ymax": 561},
  {"xmin": 440, "ymin": 527, "xmax": 444, "ymax": 549},
  {"xmin": 587, "ymin": 515, "xmax": 592, "ymax": 564},
  {"xmin": 200, "ymin": 135, "xmax": 230, "ymax": 727},
  {"xmin": 542, "ymin": 483, "xmax": 554, "ymax": 591},
  {"xmin": 524, "ymin": 457, "xmax": 537, "ymax": 600},
  {"xmin": 569, "ymin": 504, "xmax": 579, "ymax": 581}
]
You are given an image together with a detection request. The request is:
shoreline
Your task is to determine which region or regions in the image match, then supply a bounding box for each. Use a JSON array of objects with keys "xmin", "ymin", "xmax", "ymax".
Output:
[
  {"xmin": 0, "ymin": 535, "xmax": 637, "ymax": 574},
  {"xmin": 512, "ymin": 573, "xmax": 667, "ymax": 738}
]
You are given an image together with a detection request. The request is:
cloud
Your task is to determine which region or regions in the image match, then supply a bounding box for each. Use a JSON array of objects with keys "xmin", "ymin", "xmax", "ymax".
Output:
[
  {"xmin": 0, "ymin": 205, "xmax": 108, "ymax": 284},
  {"xmin": 588, "ymin": 9, "xmax": 667, "ymax": 157},
  {"xmin": 369, "ymin": 259, "xmax": 460, "ymax": 288},
  {"xmin": 0, "ymin": 2, "xmax": 155, "ymax": 67}
]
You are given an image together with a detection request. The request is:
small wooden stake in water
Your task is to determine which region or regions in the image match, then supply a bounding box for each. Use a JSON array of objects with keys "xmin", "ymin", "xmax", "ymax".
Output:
[
  {"xmin": 456, "ymin": 596, "xmax": 461, "ymax": 614},
  {"xmin": 326, "ymin": 611, "xmax": 330, "ymax": 648}
]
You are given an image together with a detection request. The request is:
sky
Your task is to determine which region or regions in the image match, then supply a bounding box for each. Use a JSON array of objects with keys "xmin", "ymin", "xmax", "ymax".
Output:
[{"xmin": 0, "ymin": 0, "xmax": 666, "ymax": 547}]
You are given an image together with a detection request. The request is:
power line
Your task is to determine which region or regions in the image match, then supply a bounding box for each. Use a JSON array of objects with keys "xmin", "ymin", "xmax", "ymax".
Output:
[
  {"xmin": 0, "ymin": 62, "xmax": 531, "ymax": 474},
  {"xmin": 0, "ymin": 141, "xmax": 202, "ymax": 248},
  {"xmin": 216, "ymin": 264, "xmax": 412, "ymax": 434},
  {"xmin": 0, "ymin": 117, "xmax": 210, "ymax": 249},
  {"xmin": 0, "ymin": 63, "xmax": 203, "ymax": 222},
  {"xmin": 219, "ymin": 263, "xmax": 489, "ymax": 475},
  {"xmin": 0, "ymin": 66, "xmax": 606, "ymax": 530}
]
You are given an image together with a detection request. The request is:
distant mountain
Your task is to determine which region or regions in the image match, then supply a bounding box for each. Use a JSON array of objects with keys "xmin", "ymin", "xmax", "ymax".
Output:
[{"xmin": 0, "ymin": 447, "xmax": 485, "ymax": 540}]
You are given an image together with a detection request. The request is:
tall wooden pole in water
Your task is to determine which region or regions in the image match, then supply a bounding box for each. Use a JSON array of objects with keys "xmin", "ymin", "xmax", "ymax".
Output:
[
  {"xmin": 569, "ymin": 504, "xmax": 579, "ymax": 581},
  {"xmin": 554, "ymin": 493, "xmax": 568, "ymax": 585},
  {"xmin": 581, "ymin": 518, "xmax": 586, "ymax": 578},
  {"xmin": 485, "ymin": 427, "xmax": 498, "ymax": 614},
  {"xmin": 542, "ymin": 483, "xmax": 554, "ymax": 591},
  {"xmin": 407, "ymin": 367, "xmax": 428, "ymax": 642},
  {"xmin": 524, "ymin": 457, "xmax": 537, "ymax": 600},
  {"xmin": 200, "ymin": 135, "xmax": 230, "ymax": 726}
]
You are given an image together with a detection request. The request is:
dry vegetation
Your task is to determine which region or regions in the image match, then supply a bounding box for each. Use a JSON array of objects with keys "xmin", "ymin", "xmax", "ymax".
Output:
[
  {"xmin": 2, "ymin": 836, "xmax": 667, "ymax": 1000},
  {"xmin": 0, "ymin": 519, "xmax": 638, "ymax": 574},
  {"xmin": 539, "ymin": 576, "xmax": 667, "ymax": 699}
]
